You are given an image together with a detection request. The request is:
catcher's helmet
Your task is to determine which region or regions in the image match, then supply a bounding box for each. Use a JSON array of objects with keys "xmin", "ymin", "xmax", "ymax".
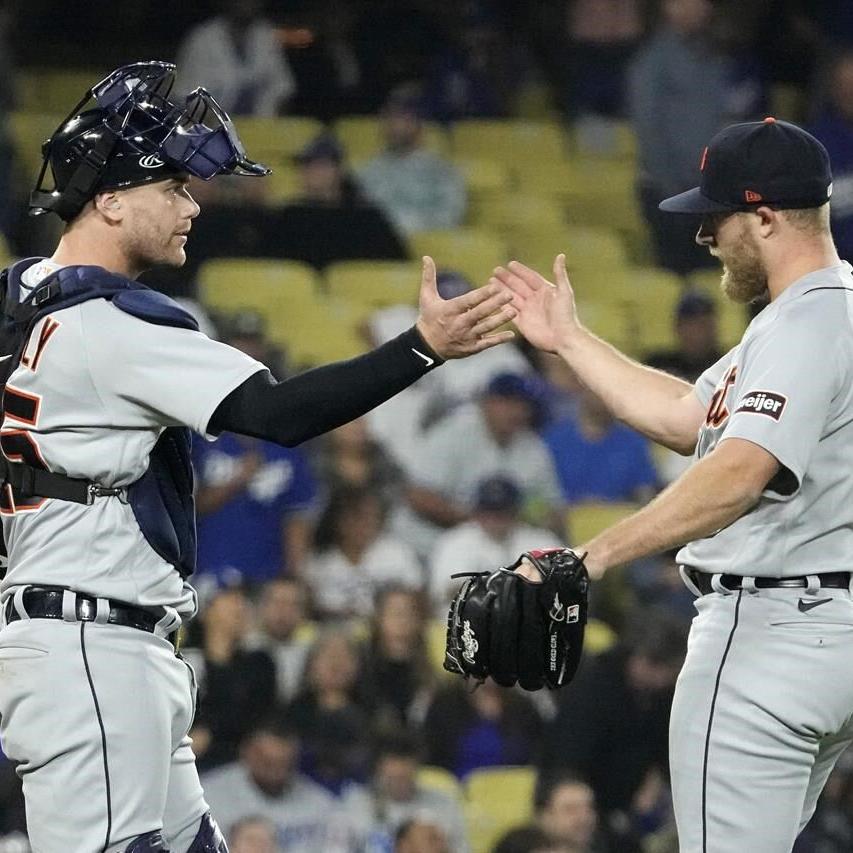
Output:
[{"xmin": 30, "ymin": 61, "xmax": 271, "ymax": 221}]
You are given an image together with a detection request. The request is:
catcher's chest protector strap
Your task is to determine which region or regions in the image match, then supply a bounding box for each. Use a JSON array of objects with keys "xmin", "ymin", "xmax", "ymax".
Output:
[{"xmin": 0, "ymin": 259, "xmax": 198, "ymax": 577}]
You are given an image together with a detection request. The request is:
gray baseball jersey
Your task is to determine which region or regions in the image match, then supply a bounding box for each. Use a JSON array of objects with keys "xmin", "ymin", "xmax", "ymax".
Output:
[
  {"xmin": 670, "ymin": 262, "xmax": 853, "ymax": 853},
  {"xmin": 0, "ymin": 260, "xmax": 265, "ymax": 615},
  {"xmin": 678, "ymin": 262, "xmax": 853, "ymax": 576},
  {"xmin": 0, "ymin": 260, "xmax": 268, "ymax": 852}
]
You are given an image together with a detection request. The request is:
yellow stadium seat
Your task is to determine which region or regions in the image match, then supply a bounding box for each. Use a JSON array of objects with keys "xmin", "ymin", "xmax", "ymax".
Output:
[
  {"xmin": 17, "ymin": 69, "xmax": 105, "ymax": 114},
  {"xmin": 616, "ymin": 267, "xmax": 685, "ymax": 353},
  {"xmin": 465, "ymin": 766, "xmax": 536, "ymax": 853},
  {"xmin": 264, "ymin": 164, "xmax": 300, "ymax": 205},
  {"xmin": 418, "ymin": 765, "xmax": 463, "ymax": 799},
  {"xmin": 231, "ymin": 116, "xmax": 325, "ymax": 167},
  {"xmin": 268, "ymin": 295, "xmax": 369, "ymax": 368},
  {"xmin": 508, "ymin": 224, "xmax": 629, "ymax": 284},
  {"xmin": 8, "ymin": 112, "xmax": 65, "ymax": 185},
  {"xmin": 451, "ymin": 120, "xmax": 568, "ymax": 170},
  {"xmin": 196, "ymin": 258, "xmax": 320, "ymax": 315},
  {"xmin": 324, "ymin": 260, "xmax": 422, "ymax": 308},
  {"xmin": 408, "ymin": 228, "xmax": 508, "ymax": 286},
  {"xmin": 471, "ymin": 194, "xmax": 565, "ymax": 240},
  {"xmin": 454, "ymin": 158, "xmax": 512, "ymax": 210},
  {"xmin": 426, "ymin": 618, "xmax": 452, "ymax": 677},
  {"xmin": 524, "ymin": 158, "xmax": 642, "ymax": 239},
  {"xmin": 573, "ymin": 297, "xmax": 635, "ymax": 354},
  {"xmin": 334, "ymin": 115, "xmax": 449, "ymax": 162},
  {"xmin": 566, "ymin": 501, "xmax": 640, "ymax": 543},
  {"xmin": 585, "ymin": 618, "xmax": 618, "ymax": 655}
]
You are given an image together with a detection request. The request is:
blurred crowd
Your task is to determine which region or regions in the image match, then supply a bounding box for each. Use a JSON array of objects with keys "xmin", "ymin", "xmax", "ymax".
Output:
[{"xmin": 0, "ymin": 1, "xmax": 852, "ymax": 851}]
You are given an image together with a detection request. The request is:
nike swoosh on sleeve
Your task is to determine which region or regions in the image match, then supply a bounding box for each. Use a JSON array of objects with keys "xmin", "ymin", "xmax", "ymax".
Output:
[{"xmin": 412, "ymin": 348, "xmax": 434, "ymax": 367}]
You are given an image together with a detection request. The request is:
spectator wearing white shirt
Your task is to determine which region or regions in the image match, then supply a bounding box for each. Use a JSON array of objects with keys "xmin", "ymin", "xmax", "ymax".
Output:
[
  {"xmin": 176, "ymin": 0, "xmax": 296, "ymax": 117},
  {"xmin": 428, "ymin": 475, "xmax": 564, "ymax": 616},
  {"xmin": 357, "ymin": 85, "xmax": 466, "ymax": 235},
  {"xmin": 364, "ymin": 276, "xmax": 533, "ymax": 476},
  {"xmin": 393, "ymin": 373, "xmax": 564, "ymax": 561},
  {"xmin": 303, "ymin": 485, "xmax": 422, "ymax": 620}
]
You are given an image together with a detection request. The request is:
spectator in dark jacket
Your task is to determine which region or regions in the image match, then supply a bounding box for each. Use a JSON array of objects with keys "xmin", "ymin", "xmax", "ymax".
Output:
[{"xmin": 539, "ymin": 612, "xmax": 687, "ymax": 840}]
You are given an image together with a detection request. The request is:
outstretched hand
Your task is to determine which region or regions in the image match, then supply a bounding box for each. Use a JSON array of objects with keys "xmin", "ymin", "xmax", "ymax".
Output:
[
  {"xmin": 490, "ymin": 254, "xmax": 581, "ymax": 354},
  {"xmin": 416, "ymin": 256, "xmax": 516, "ymax": 359}
]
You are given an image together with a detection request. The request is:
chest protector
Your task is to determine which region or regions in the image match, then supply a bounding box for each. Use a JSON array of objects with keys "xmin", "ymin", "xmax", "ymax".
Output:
[{"xmin": 0, "ymin": 258, "xmax": 198, "ymax": 578}]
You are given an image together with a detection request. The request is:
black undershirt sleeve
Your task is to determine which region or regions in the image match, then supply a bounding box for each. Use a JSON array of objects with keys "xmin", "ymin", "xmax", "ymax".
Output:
[{"xmin": 208, "ymin": 326, "xmax": 444, "ymax": 446}]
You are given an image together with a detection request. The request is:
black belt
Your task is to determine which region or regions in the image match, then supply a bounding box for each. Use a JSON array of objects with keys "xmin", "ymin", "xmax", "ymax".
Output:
[
  {"xmin": 4, "ymin": 587, "xmax": 177, "ymax": 647},
  {"xmin": 685, "ymin": 568, "xmax": 852, "ymax": 596}
]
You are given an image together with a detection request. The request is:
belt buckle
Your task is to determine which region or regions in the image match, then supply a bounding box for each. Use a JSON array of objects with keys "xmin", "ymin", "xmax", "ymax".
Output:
[{"xmin": 76, "ymin": 597, "xmax": 97, "ymax": 621}]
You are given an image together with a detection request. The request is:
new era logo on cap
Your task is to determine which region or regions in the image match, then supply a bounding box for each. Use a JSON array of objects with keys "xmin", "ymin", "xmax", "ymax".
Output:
[{"xmin": 659, "ymin": 117, "xmax": 832, "ymax": 215}]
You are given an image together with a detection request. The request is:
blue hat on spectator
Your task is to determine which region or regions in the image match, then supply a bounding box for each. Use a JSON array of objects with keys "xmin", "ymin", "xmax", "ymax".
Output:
[
  {"xmin": 474, "ymin": 475, "xmax": 522, "ymax": 512},
  {"xmin": 484, "ymin": 372, "xmax": 548, "ymax": 427}
]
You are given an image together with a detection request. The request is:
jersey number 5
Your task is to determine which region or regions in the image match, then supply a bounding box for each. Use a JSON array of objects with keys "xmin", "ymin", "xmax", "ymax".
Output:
[{"xmin": 0, "ymin": 386, "xmax": 48, "ymax": 513}]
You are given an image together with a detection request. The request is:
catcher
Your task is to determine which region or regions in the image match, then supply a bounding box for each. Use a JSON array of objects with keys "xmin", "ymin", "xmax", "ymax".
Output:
[{"xmin": 444, "ymin": 548, "xmax": 589, "ymax": 690}]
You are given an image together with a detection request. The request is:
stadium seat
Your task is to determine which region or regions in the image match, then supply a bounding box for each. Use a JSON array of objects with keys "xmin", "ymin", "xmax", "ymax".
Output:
[
  {"xmin": 508, "ymin": 224, "xmax": 629, "ymax": 284},
  {"xmin": 8, "ymin": 112, "xmax": 65, "ymax": 184},
  {"xmin": 417, "ymin": 765, "xmax": 463, "ymax": 799},
  {"xmin": 426, "ymin": 618, "xmax": 452, "ymax": 677},
  {"xmin": 451, "ymin": 120, "xmax": 569, "ymax": 169},
  {"xmin": 324, "ymin": 260, "xmax": 422, "ymax": 308},
  {"xmin": 333, "ymin": 115, "xmax": 449, "ymax": 162},
  {"xmin": 454, "ymin": 158, "xmax": 512, "ymax": 216},
  {"xmin": 616, "ymin": 267, "xmax": 685, "ymax": 353},
  {"xmin": 266, "ymin": 295, "xmax": 369, "ymax": 368},
  {"xmin": 17, "ymin": 69, "xmax": 105, "ymax": 114},
  {"xmin": 231, "ymin": 116, "xmax": 325, "ymax": 166},
  {"xmin": 263, "ymin": 164, "xmax": 299, "ymax": 205},
  {"xmin": 196, "ymin": 258, "xmax": 320, "ymax": 315},
  {"xmin": 408, "ymin": 228, "xmax": 508, "ymax": 285},
  {"xmin": 471, "ymin": 194, "xmax": 565, "ymax": 240},
  {"xmin": 566, "ymin": 501, "xmax": 640, "ymax": 543},
  {"xmin": 573, "ymin": 296, "xmax": 635, "ymax": 354},
  {"xmin": 585, "ymin": 618, "xmax": 618, "ymax": 655},
  {"xmin": 465, "ymin": 766, "xmax": 536, "ymax": 853}
]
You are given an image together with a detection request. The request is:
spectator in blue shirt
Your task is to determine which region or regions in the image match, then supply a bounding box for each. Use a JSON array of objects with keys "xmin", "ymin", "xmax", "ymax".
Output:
[
  {"xmin": 544, "ymin": 385, "xmax": 658, "ymax": 505},
  {"xmin": 193, "ymin": 312, "xmax": 318, "ymax": 583}
]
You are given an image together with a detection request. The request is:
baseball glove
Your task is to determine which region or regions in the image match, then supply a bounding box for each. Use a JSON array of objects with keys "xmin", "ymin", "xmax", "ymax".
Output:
[{"xmin": 443, "ymin": 548, "xmax": 589, "ymax": 691}]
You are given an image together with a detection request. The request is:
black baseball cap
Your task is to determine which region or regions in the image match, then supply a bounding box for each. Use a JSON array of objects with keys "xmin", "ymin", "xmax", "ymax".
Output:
[
  {"xmin": 293, "ymin": 133, "xmax": 344, "ymax": 165},
  {"xmin": 659, "ymin": 117, "xmax": 832, "ymax": 215},
  {"xmin": 474, "ymin": 475, "xmax": 522, "ymax": 512}
]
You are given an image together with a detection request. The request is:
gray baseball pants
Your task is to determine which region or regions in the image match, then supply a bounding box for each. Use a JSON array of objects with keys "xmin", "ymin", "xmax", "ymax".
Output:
[
  {"xmin": 671, "ymin": 579, "xmax": 853, "ymax": 852},
  {"xmin": 0, "ymin": 614, "xmax": 208, "ymax": 852}
]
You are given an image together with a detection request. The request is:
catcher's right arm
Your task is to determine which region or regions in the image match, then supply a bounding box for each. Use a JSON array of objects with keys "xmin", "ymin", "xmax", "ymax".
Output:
[{"xmin": 443, "ymin": 548, "xmax": 589, "ymax": 691}]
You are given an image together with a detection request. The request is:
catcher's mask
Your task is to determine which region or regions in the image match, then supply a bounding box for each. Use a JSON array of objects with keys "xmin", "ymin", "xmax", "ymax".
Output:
[{"xmin": 30, "ymin": 60, "xmax": 271, "ymax": 221}]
